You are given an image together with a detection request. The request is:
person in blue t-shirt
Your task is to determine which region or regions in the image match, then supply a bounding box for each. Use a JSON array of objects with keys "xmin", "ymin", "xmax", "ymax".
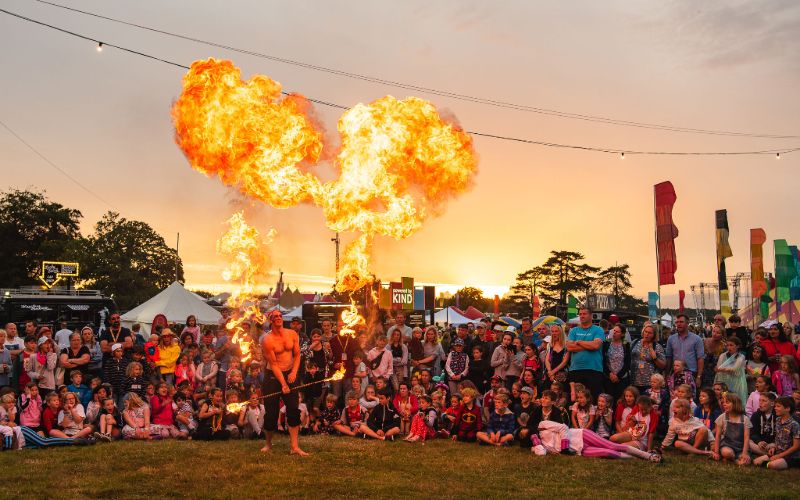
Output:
[{"xmin": 566, "ymin": 307, "xmax": 605, "ymax": 402}]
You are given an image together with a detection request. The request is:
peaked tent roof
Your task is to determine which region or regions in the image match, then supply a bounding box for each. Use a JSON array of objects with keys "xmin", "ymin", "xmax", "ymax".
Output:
[
  {"xmin": 433, "ymin": 307, "xmax": 482, "ymax": 326},
  {"xmin": 464, "ymin": 306, "xmax": 486, "ymax": 320},
  {"xmin": 121, "ymin": 281, "xmax": 222, "ymax": 334}
]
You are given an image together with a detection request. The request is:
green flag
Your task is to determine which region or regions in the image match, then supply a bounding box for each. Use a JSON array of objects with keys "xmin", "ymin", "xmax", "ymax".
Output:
[
  {"xmin": 775, "ymin": 239, "xmax": 794, "ymax": 302},
  {"xmin": 567, "ymin": 295, "xmax": 577, "ymax": 318}
]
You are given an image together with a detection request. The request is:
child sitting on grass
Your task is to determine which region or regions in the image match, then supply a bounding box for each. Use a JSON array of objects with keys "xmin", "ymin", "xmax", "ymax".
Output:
[
  {"xmin": 122, "ymin": 393, "xmax": 152, "ymax": 440},
  {"xmin": 570, "ymin": 387, "xmax": 596, "ymax": 430},
  {"xmin": 242, "ymin": 392, "xmax": 264, "ymax": 439},
  {"xmin": 367, "ymin": 389, "xmax": 401, "ymax": 441},
  {"xmin": 223, "ymin": 390, "xmax": 246, "ymax": 439},
  {"xmin": 451, "ymin": 387, "xmax": 482, "ymax": 443},
  {"xmin": 749, "ymin": 391, "xmax": 776, "ymax": 457},
  {"xmin": 611, "ymin": 395, "xmax": 657, "ymax": 452},
  {"xmin": 753, "ymin": 396, "xmax": 800, "ymax": 470},
  {"xmin": 66, "ymin": 370, "xmax": 92, "ymax": 409},
  {"xmin": 591, "ymin": 393, "xmax": 614, "ymax": 439},
  {"xmin": 173, "ymin": 391, "xmax": 196, "ymax": 438},
  {"xmin": 405, "ymin": 395, "xmax": 438, "ymax": 442},
  {"xmin": 694, "ymin": 388, "xmax": 721, "ymax": 432},
  {"xmin": 18, "ymin": 383, "xmax": 43, "ymax": 434},
  {"xmin": 334, "ymin": 390, "xmax": 382, "ymax": 440},
  {"xmin": 314, "ymin": 394, "xmax": 340, "ymax": 435},
  {"xmin": 58, "ymin": 392, "xmax": 93, "ymax": 439},
  {"xmin": 477, "ymin": 392, "xmax": 516, "ymax": 447},
  {"xmin": 712, "ymin": 393, "xmax": 751, "ymax": 465},
  {"xmin": 95, "ymin": 397, "xmax": 121, "ymax": 441},
  {"xmin": 614, "ymin": 386, "xmax": 640, "ymax": 433}
]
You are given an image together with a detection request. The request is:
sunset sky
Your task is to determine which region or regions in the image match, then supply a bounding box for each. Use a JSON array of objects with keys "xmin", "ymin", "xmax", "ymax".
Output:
[{"xmin": 2, "ymin": 1, "xmax": 798, "ymax": 308}]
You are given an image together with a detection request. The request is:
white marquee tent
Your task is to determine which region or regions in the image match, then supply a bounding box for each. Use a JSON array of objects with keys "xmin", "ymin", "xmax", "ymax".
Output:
[
  {"xmin": 433, "ymin": 307, "xmax": 482, "ymax": 326},
  {"xmin": 121, "ymin": 281, "xmax": 222, "ymax": 335}
]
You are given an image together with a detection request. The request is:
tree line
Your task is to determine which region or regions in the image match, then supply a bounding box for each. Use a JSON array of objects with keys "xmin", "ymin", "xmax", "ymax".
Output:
[
  {"xmin": 0, "ymin": 188, "xmax": 183, "ymax": 310},
  {"xmin": 444, "ymin": 251, "xmax": 647, "ymax": 317}
]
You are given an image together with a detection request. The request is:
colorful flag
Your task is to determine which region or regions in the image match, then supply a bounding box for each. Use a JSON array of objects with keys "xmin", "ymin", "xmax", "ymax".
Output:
[
  {"xmin": 774, "ymin": 239, "xmax": 795, "ymax": 303},
  {"xmin": 715, "ymin": 210, "xmax": 733, "ymax": 318},
  {"xmin": 654, "ymin": 182, "xmax": 679, "ymax": 285},
  {"xmin": 679, "ymin": 290, "xmax": 686, "ymax": 314},
  {"xmin": 761, "ymin": 276, "xmax": 773, "ymax": 319},
  {"xmin": 790, "ymin": 246, "xmax": 800, "ymax": 300},
  {"xmin": 648, "ymin": 292, "xmax": 659, "ymax": 319},
  {"xmin": 751, "ymin": 228, "xmax": 767, "ymax": 298},
  {"xmin": 567, "ymin": 295, "xmax": 577, "ymax": 319},
  {"xmin": 532, "ymin": 295, "xmax": 541, "ymax": 319}
]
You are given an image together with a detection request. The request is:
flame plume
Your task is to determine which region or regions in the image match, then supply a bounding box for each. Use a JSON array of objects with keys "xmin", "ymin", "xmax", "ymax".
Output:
[
  {"xmin": 172, "ymin": 59, "xmax": 323, "ymax": 209},
  {"xmin": 217, "ymin": 212, "xmax": 275, "ymax": 362},
  {"xmin": 173, "ymin": 60, "xmax": 477, "ymax": 332}
]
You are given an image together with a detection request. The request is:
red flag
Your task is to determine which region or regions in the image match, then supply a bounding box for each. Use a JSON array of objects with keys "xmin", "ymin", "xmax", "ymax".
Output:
[
  {"xmin": 494, "ymin": 295, "xmax": 500, "ymax": 315},
  {"xmin": 751, "ymin": 228, "xmax": 767, "ymax": 298},
  {"xmin": 654, "ymin": 181, "xmax": 679, "ymax": 285},
  {"xmin": 532, "ymin": 295, "xmax": 541, "ymax": 319},
  {"xmin": 678, "ymin": 290, "xmax": 686, "ymax": 314}
]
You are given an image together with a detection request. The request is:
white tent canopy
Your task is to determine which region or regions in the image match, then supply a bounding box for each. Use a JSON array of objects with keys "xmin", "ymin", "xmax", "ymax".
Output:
[
  {"xmin": 121, "ymin": 281, "xmax": 222, "ymax": 335},
  {"xmin": 433, "ymin": 307, "xmax": 481, "ymax": 326}
]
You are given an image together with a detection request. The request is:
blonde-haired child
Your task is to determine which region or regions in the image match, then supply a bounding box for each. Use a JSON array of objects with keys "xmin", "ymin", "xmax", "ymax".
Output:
[
  {"xmin": 58, "ymin": 392, "xmax": 92, "ymax": 439},
  {"xmin": 122, "ymin": 393, "xmax": 152, "ymax": 440},
  {"xmin": 772, "ymin": 355, "xmax": 799, "ymax": 397},
  {"xmin": 712, "ymin": 392, "xmax": 751, "ymax": 465}
]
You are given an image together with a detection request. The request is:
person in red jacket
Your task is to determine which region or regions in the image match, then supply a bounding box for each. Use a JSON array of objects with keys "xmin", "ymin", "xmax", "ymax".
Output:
[
  {"xmin": 451, "ymin": 387, "xmax": 482, "ymax": 442},
  {"xmin": 150, "ymin": 382, "xmax": 181, "ymax": 438}
]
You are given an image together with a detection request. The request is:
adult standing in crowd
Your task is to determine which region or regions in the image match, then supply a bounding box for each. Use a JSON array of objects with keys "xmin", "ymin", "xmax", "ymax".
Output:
[
  {"xmin": 386, "ymin": 312, "xmax": 412, "ymax": 343},
  {"xmin": 518, "ymin": 318, "xmax": 535, "ymax": 347},
  {"xmin": 59, "ymin": 332, "xmax": 90, "ymax": 379},
  {"xmin": 666, "ymin": 314, "xmax": 705, "ymax": 386},
  {"xmin": 81, "ymin": 326, "xmax": 103, "ymax": 381},
  {"xmin": 543, "ymin": 324, "xmax": 569, "ymax": 390},
  {"xmin": 181, "ymin": 315, "xmax": 201, "ymax": 344},
  {"xmin": 154, "ymin": 329, "xmax": 180, "ymax": 385},
  {"xmin": 3, "ymin": 323, "xmax": 24, "ymax": 390},
  {"xmin": 630, "ymin": 323, "xmax": 665, "ymax": 394},
  {"xmin": 54, "ymin": 321, "xmax": 73, "ymax": 351},
  {"xmin": 418, "ymin": 326, "xmax": 445, "ymax": 377},
  {"xmin": 602, "ymin": 324, "xmax": 631, "ymax": 403},
  {"xmin": 760, "ymin": 323, "xmax": 796, "ymax": 374},
  {"xmin": 99, "ymin": 313, "xmax": 132, "ymax": 364},
  {"xmin": 565, "ymin": 307, "xmax": 605, "ymax": 399}
]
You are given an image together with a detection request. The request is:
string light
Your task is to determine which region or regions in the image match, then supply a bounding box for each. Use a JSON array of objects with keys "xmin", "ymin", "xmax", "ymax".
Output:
[
  {"xmin": 29, "ymin": 0, "xmax": 800, "ymax": 141},
  {"xmin": 96, "ymin": 42, "xmax": 103, "ymax": 52},
  {"xmin": 1, "ymin": 6, "xmax": 799, "ymax": 159},
  {"xmin": 776, "ymin": 153, "xmax": 781, "ymax": 159}
]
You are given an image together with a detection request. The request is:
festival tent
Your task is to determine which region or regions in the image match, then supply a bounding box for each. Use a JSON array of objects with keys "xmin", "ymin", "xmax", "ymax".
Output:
[
  {"xmin": 660, "ymin": 313, "xmax": 673, "ymax": 327},
  {"xmin": 121, "ymin": 281, "xmax": 222, "ymax": 335},
  {"xmin": 500, "ymin": 316, "xmax": 521, "ymax": 328},
  {"xmin": 463, "ymin": 306, "xmax": 486, "ymax": 320},
  {"xmin": 433, "ymin": 307, "xmax": 481, "ymax": 326},
  {"xmin": 284, "ymin": 304, "xmax": 304, "ymax": 319}
]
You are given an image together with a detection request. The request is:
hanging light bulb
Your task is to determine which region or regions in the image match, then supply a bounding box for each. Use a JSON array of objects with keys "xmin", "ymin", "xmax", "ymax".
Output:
[
  {"xmin": 776, "ymin": 152, "xmax": 781, "ymax": 159},
  {"xmin": 620, "ymin": 152, "xmax": 625, "ymax": 160},
  {"xmin": 96, "ymin": 42, "xmax": 103, "ymax": 52}
]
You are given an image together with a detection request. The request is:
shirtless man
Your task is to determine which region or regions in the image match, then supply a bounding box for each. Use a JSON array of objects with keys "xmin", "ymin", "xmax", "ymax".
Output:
[{"xmin": 261, "ymin": 310, "xmax": 307, "ymax": 456}]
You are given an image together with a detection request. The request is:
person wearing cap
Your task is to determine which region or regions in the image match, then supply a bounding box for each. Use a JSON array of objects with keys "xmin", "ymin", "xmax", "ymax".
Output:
[
  {"xmin": 566, "ymin": 306, "xmax": 606, "ymax": 401},
  {"xmin": 103, "ymin": 343, "xmax": 129, "ymax": 405},
  {"xmin": 515, "ymin": 386, "xmax": 537, "ymax": 446},
  {"xmin": 445, "ymin": 337, "xmax": 469, "ymax": 396},
  {"xmin": 154, "ymin": 329, "xmax": 181, "ymax": 386},
  {"xmin": 26, "ymin": 337, "xmax": 57, "ymax": 397}
]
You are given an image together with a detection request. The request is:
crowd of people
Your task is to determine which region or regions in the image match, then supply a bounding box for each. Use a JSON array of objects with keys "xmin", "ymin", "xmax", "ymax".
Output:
[{"xmin": 1, "ymin": 306, "xmax": 799, "ymax": 470}]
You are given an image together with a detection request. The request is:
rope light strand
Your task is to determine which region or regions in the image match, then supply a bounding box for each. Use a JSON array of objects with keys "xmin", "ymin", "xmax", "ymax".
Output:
[
  {"xmin": 0, "ymin": 7, "xmax": 797, "ymax": 157},
  {"xmin": 30, "ymin": 0, "xmax": 800, "ymax": 140}
]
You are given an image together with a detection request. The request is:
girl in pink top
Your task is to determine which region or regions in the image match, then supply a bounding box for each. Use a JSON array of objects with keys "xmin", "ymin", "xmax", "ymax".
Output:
[
  {"xmin": 19, "ymin": 382, "xmax": 43, "ymax": 429},
  {"xmin": 150, "ymin": 382, "xmax": 180, "ymax": 438}
]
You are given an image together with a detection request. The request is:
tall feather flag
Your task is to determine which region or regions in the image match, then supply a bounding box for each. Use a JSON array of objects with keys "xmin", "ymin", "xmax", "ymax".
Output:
[
  {"xmin": 567, "ymin": 295, "xmax": 577, "ymax": 319},
  {"xmin": 532, "ymin": 295, "xmax": 541, "ymax": 319},
  {"xmin": 715, "ymin": 210, "xmax": 733, "ymax": 318},
  {"xmin": 790, "ymin": 245, "xmax": 800, "ymax": 300},
  {"xmin": 774, "ymin": 239, "xmax": 795, "ymax": 303},
  {"xmin": 751, "ymin": 228, "xmax": 767, "ymax": 298},
  {"xmin": 678, "ymin": 290, "xmax": 686, "ymax": 314},
  {"xmin": 654, "ymin": 182, "xmax": 678, "ymax": 285},
  {"xmin": 648, "ymin": 292, "xmax": 659, "ymax": 319}
]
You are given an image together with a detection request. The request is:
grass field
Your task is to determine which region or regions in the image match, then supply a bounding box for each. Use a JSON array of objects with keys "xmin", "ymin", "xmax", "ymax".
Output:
[{"xmin": 3, "ymin": 435, "xmax": 800, "ymax": 499}]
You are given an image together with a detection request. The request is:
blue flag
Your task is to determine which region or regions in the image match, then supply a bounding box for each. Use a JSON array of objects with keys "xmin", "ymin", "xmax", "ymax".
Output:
[{"xmin": 648, "ymin": 292, "xmax": 659, "ymax": 319}]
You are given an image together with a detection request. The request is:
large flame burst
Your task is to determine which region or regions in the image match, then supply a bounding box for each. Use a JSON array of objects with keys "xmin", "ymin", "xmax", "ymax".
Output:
[
  {"xmin": 216, "ymin": 212, "xmax": 275, "ymax": 361},
  {"xmin": 173, "ymin": 59, "xmax": 477, "ymax": 333}
]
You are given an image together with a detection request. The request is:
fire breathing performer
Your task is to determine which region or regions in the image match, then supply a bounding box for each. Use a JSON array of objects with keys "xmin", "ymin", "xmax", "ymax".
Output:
[{"xmin": 261, "ymin": 310, "xmax": 308, "ymax": 456}]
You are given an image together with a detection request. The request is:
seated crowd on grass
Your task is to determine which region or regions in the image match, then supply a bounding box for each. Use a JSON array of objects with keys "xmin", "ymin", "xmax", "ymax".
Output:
[{"xmin": 1, "ymin": 309, "xmax": 799, "ymax": 471}]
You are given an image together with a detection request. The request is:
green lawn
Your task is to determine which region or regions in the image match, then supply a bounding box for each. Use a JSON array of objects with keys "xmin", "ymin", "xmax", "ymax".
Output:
[{"xmin": 2, "ymin": 436, "xmax": 799, "ymax": 499}]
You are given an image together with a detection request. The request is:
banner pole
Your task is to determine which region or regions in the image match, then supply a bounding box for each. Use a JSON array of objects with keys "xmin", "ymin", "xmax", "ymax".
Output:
[{"xmin": 653, "ymin": 185, "xmax": 661, "ymax": 321}]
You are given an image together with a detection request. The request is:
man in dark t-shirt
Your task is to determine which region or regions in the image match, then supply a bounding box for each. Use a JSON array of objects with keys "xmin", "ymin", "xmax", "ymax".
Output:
[{"xmin": 99, "ymin": 313, "xmax": 133, "ymax": 364}]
